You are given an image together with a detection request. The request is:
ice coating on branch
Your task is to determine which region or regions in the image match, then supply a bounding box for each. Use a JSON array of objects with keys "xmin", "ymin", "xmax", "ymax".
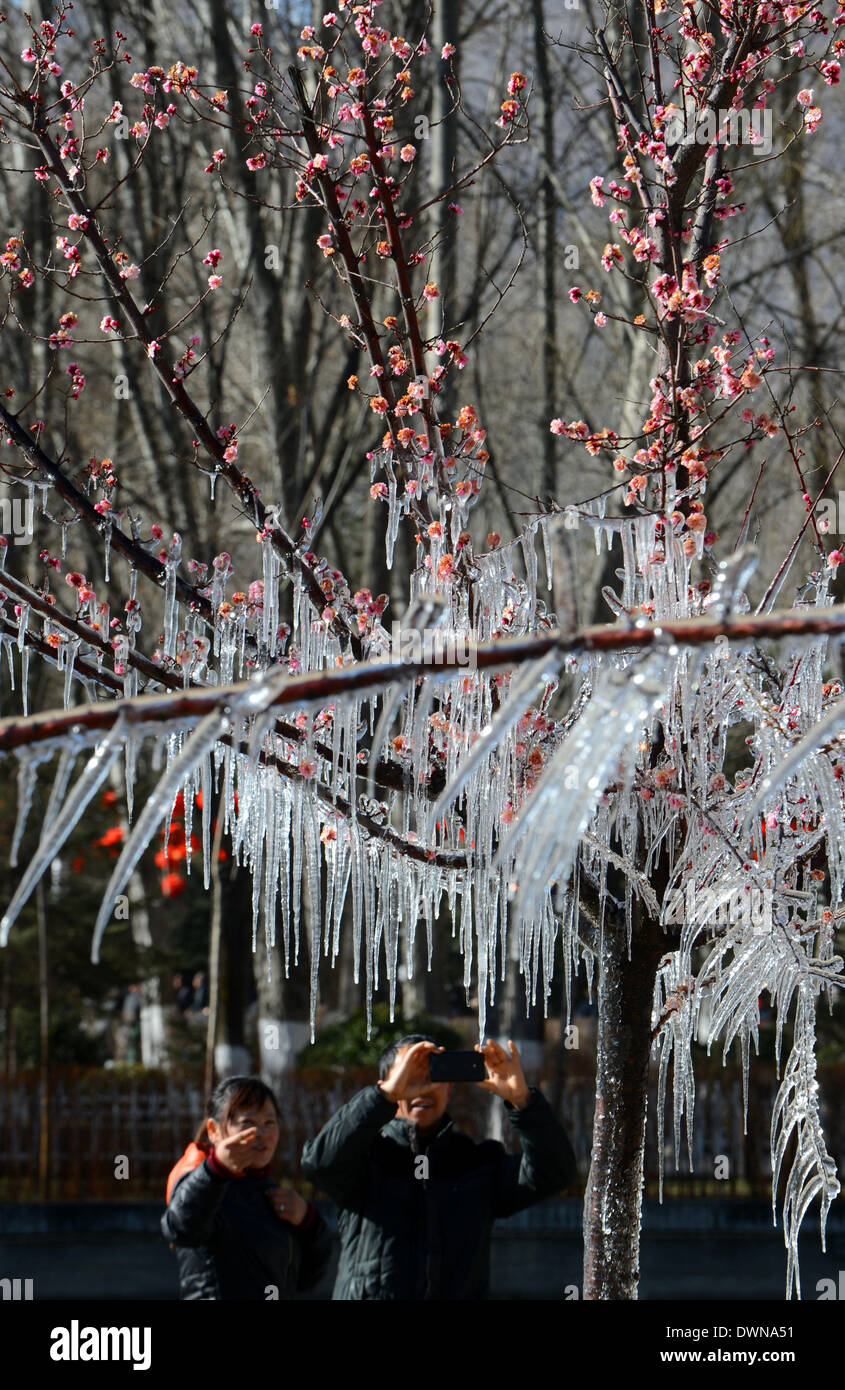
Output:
[
  {"xmin": 498, "ymin": 648, "xmax": 670, "ymax": 929},
  {"xmin": 772, "ymin": 984, "xmax": 840, "ymax": 1300},
  {"xmin": 428, "ymin": 650, "xmax": 564, "ymax": 833}
]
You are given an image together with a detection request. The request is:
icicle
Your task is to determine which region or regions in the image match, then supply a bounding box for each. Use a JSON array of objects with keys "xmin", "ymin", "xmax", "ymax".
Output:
[
  {"xmin": 16, "ymin": 603, "xmax": 29, "ymax": 653},
  {"xmin": 497, "ymin": 649, "xmax": 670, "ymax": 928},
  {"xmin": 385, "ymin": 472, "xmax": 400, "ymax": 570},
  {"xmin": 63, "ymin": 638, "xmax": 80, "ymax": 709},
  {"xmin": 429, "ymin": 652, "xmax": 564, "ymax": 836},
  {"xmin": 42, "ymin": 747, "xmax": 76, "ymax": 833},
  {"xmin": 201, "ymin": 754, "xmax": 212, "ymax": 890},
  {"xmin": 124, "ymin": 729, "xmax": 138, "ymax": 823},
  {"xmin": 163, "ymin": 566, "xmax": 178, "ymax": 659},
  {"xmin": 771, "ymin": 985, "xmax": 840, "ymax": 1299},
  {"xmin": 540, "ymin": 515, "xmax": 553, "ymax": 593},
  {"xmin": 10, "ymin": 754, "xmax": 38, "ymax": 869},
  {"xmin": 1, "ymin": 722, "xmax": 127, "ymax": 946},
  {"xmin": 21, "ymin": 645, "xmax": 31, "ymax": 716},
  {"xmin": 91, "ymin": 709, "xmax": 229, "ymax": 961}
]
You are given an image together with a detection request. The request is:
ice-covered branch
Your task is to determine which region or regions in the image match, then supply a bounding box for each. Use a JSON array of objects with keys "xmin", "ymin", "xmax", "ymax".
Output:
[
  {"xmin": 4, "ymin": 600, "xmax": 845, "ymax": 753},
  {"xmin": 0, "ymin": 403, "xmax": 214, "ymax": 619}
]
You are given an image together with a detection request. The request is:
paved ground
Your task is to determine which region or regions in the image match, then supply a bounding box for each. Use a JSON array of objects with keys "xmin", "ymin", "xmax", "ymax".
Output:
[{"xmin": 2, "ymin": 1229, "xmax": 841, "ymax": 1300}]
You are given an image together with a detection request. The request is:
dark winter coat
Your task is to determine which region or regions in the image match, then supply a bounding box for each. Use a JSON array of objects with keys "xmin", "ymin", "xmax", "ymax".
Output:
[
  {"xmin": 300, "ymin": 1084, "xmax": 576, "ymax": 1300},
  {"xmin": 161, "ymin": 1151, "xmax": 332, "ymax": 1301}
]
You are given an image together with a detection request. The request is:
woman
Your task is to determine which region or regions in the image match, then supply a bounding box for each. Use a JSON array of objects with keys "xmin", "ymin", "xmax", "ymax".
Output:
[{"xmin": 162, "ymin": 1075, "xmax": 332, "ymax": 1300}]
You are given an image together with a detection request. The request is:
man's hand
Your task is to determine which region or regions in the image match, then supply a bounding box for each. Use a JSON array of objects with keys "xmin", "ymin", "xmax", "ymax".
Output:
[
  {"xmin": 377, "ymin": 1040, "xmax": 442, "ymax": 1104},
  {"xmin": 475, "ymin": 1039, "xmax": 530, "ymax": 1109},
  {"xmin": 266, "ymin": 1186, "xmax": 309, "ymax": 1226}
]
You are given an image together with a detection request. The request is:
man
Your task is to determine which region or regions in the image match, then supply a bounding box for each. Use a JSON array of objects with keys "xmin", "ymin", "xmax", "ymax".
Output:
[{"xmin": 300, "ymin": 1034, "xmax": 576, "ymax": 1299}]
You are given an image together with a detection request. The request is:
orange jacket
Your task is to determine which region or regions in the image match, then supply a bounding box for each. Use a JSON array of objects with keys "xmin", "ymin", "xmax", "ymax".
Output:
[{"xmin": 165, "ymin": 1142, "xmax": 208, "ymax": 1204}]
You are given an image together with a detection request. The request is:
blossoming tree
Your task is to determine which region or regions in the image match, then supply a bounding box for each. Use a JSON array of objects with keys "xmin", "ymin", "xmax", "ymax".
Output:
[{"xmin": 1, "ymin": 0, "xmax": 845, "ymax": 1299}]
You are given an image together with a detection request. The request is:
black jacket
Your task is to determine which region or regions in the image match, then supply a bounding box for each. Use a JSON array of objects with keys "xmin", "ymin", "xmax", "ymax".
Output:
[
  {"xmin": 161, "ymin": 1157, "xmax": 332, "ymax": 1301},
  {"xmin": 300, "ymin": 1084, "xmax": 576, "ymax": 1300}
]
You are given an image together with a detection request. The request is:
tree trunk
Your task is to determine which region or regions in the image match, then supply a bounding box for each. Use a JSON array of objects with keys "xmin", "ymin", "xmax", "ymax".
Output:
[
  {"xmin": 254, "ymin": 928, "xmax": 311, "ymax": 1080},
  {"xmin": 582, "ymin": 907, "xmax": 664, "ymax": 1299},
  {"xmin": 37, "ymin": 878, "xmax": 50, "ymax": 1201},
  {"xmin": 531, "ymin": 0, "xmax": 558, "ymax": 504},
  {"xmin": 427, "ymin": 1, "xmax": 460, "ymax": 424}
]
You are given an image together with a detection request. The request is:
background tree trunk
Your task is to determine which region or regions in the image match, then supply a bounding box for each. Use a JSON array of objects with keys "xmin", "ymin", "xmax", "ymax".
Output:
[{"xmin": 582, "ymin": 904, "xmax": 665, "ymax": 1299}]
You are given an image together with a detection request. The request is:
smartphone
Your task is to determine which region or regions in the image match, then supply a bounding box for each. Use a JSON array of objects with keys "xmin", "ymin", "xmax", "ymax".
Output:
[{"xmin": 429, "ymin": 1050, "xmax": 487, "ymax": 1082}]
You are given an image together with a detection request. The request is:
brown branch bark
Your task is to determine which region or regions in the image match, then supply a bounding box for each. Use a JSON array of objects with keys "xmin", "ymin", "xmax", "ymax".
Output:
[
  {"xmin": 25, "ymin": 114, "xmax": 361, "ymax": 656},
  {"xmin": 3, "ymin": 600, "xmax": 845, "ymax": 751}
]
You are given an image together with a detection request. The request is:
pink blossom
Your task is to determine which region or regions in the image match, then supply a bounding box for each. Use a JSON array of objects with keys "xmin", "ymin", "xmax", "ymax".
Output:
[
  {"xmin": 207, "ymin": 274, "xmax": 223, "ymax": 290},
  {"xmin": 828, "ymin": 550, "xmax": 844, "ymax": 568},
  {"xmin": 796, "ymin": 88, "xmax": 814, "ymax": 105},
  {"xmin": 594, "ymin": 312, "xmax": 607, "ymax": 327},
  {"xmin": 400, "ymin": 143, "xmax": 416, "ymax": 162},
  {"xmin": 441, "ymin": 43, "xmax": 456, "ymax": 58}
]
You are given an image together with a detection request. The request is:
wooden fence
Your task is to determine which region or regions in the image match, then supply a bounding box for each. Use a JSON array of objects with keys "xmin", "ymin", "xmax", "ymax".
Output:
[{"xmin": 1, "ymin": 1065, "xmax": 842, "ymax": 1201}]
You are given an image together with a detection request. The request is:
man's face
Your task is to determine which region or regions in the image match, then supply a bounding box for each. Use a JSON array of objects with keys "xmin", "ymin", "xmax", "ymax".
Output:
[{"xmin": 392, "ymin": 1045, "xmax": 451, "ymax": 1131}]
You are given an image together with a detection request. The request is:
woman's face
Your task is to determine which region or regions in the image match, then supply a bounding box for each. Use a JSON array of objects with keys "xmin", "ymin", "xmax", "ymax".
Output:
[{"xmin": 209, "ymin": 1096, "xmax": 280, "ymax": 1167}]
